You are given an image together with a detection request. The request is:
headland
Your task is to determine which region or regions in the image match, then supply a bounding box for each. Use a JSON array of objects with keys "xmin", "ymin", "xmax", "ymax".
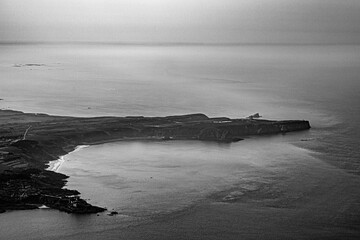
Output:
[{"xmin": 0, "ymin": 109, "xmax": 310, "ymax": 214}]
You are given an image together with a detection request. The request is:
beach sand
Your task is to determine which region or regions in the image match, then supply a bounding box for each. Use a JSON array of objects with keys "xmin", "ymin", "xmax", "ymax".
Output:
[{"xmin": 47, "ymin": 145, "xmax": 90, "ymax": 172}]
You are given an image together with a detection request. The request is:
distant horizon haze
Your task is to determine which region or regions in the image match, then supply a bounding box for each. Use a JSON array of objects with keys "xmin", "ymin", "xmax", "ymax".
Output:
[{"xmin": 1, "ymin": 0, "xmax": 360, "ymax": 44}]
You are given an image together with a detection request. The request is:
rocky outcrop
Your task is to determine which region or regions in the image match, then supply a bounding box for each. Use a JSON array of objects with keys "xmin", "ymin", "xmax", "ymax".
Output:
[{"xmin": 0, "ymin": 169, "xmax": 106, "ymax": 214}]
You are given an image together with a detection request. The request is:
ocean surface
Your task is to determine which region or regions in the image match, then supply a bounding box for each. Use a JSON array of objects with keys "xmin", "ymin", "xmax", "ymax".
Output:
[{"xmin": 0, "ymin": 44, "xmax": 360, "ymax": 239}]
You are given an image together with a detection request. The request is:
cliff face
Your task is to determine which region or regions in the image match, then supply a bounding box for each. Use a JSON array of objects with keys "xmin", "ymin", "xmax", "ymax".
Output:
[
  {"xmin": 0, "ymin": 110, "xmax": 310, "ymax": 214},
  {"xmin": 151, "ymin": 119, "xmax": 311, "ymax": 141}
]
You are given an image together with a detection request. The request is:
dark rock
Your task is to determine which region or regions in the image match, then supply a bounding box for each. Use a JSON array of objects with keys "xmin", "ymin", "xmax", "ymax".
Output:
[
  {"xmin": 247, "ymin": 113, "xmax": 262, "ymax": 119},
  {"xmin": 0, "ymin": 169, "xmax": 105, "ymax": 214},
  {"xmin": 108, "ymin": 211, "xmax": 118, "ymax": 216}
]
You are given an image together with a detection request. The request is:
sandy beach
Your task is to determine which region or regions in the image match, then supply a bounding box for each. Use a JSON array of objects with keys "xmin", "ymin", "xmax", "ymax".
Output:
[{"xmin": 47, "ymin": 145, "xmax": 90, "ymax": 172}]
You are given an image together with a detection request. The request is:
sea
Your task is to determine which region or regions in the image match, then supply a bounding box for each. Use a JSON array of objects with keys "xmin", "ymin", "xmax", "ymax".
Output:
[{"xmin": 0, "ymin": 43, "xmax": 359, "ymax": 239}]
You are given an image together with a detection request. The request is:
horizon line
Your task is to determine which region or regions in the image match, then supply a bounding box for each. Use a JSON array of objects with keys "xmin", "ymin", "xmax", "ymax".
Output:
[{"xmin": 0, "ymin": 40, "xmax": 359, "ymax": 46}]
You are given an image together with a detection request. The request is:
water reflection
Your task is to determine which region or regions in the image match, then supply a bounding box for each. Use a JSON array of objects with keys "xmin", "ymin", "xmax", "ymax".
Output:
[{"xmin": 59, "ymin": 135, "xmax": 311, "ymax": 216}]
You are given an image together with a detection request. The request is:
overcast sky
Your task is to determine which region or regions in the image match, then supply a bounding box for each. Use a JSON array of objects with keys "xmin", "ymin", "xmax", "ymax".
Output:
[{"xmin": 1, "ymin": 0, "xmax": 360, "ymax": 44}]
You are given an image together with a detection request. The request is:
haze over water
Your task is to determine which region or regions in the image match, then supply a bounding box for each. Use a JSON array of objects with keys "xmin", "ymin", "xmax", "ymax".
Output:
[
  {"xmin": 0, "ymin": 43, "xmax": 360, "ymax": 239},
  {"xmin": 1, "ymin": 0, "xmax": 360, "ymax": 238}
]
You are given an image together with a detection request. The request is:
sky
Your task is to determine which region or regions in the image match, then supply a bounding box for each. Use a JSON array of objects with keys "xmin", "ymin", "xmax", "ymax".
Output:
[{"xmin": 1, "ymin": 0, "xmax": 360, "ymax": 44}]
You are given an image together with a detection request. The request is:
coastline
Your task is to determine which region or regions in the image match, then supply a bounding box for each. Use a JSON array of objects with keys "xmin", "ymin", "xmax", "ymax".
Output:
[
  {"xmin": 0, "ymin": 109, "xmax": 310, "ymax": 214},
  {"xmin": 47, "ymin": 145, "xmax": 90, "ymax": 172},
  {"xmin": 45, "ymin": 138, "xmax": 170, "ymax": 173}
]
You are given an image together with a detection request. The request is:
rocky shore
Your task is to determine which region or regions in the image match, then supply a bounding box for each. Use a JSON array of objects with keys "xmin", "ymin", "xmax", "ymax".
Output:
[
  {"xmin": 0, "ymin": 110, "xmax": 310, "ymax": 214},
  {"xmin": 0, "ymin": 168, "xmax": 105, "ymax": 214}
]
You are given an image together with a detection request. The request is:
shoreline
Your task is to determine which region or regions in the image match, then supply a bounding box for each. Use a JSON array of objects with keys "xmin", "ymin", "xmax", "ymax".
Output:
[
  {"xmin": 0, "ymin": 109, "xmax": 310, "ymax": 214},
  {"xmin": 47, "ymin": 145, "xmax": 90, "ymax": 172},
  {"xmin": 45, "ymin": 137, "xmax": 179, "ymax": 173}
]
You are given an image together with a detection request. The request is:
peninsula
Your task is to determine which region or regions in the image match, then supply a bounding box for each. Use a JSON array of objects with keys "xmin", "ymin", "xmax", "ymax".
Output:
[{"xmin": 0, "ymin": 109, "xmax": 310, "ymax": 214}]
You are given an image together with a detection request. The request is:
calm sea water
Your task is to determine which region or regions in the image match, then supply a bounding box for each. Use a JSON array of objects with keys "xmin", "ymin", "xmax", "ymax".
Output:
[{"xmin": 1, "ymin": 44, "xmax": 360, "ymax": 239}]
